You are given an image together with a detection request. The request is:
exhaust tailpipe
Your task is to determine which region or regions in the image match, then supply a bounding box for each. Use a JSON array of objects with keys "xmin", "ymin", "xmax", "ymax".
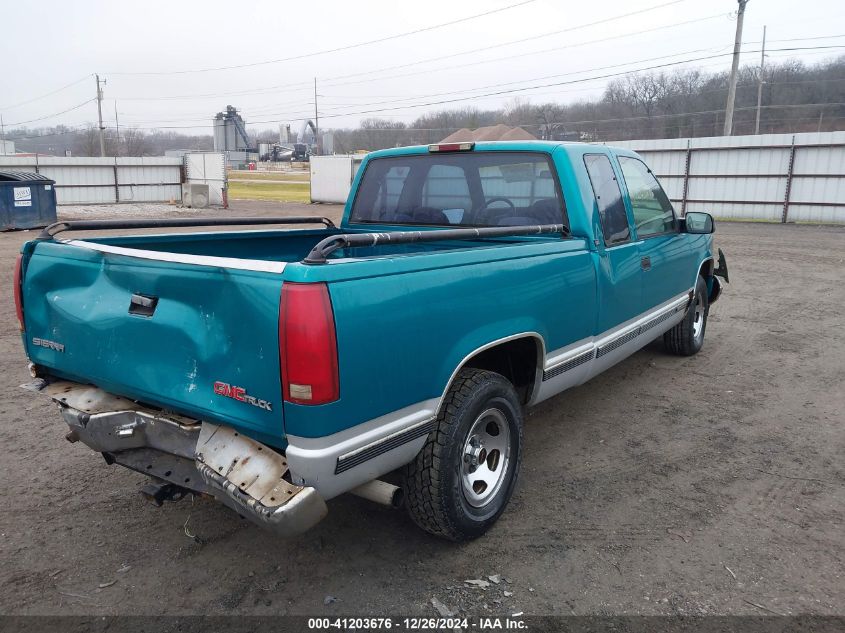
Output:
[{"xmin": 350, "ymin": 480, "xmax": 404, "ymax": 508}]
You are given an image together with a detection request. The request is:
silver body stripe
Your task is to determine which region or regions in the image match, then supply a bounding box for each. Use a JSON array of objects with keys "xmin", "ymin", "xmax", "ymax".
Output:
[
  {"xmin": 61, "ymin": 240, "xmax": 287, "ymax": 274},
  {"xmin": 540, "ymin": 292, "xmax": 689, "ymax": 375}
]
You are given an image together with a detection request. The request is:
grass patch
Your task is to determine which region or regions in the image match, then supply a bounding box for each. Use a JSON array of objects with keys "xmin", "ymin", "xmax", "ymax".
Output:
[
  {"xmin": 227, "ymin": 171, "xmax": 310, "ymax": 182},
  {"xmin": 227, "ymin": 181, "xmax": 311, "ymax": 202}
]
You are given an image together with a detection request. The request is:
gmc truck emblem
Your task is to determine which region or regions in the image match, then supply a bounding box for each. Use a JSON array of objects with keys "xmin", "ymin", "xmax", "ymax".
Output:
[
  {"xmin": 32, "ymin": 337, "xmax": 65, "ymax": 352},
  {"xmin": 213, "ymin": 381, "xmax": 272, "ymax": 411}
]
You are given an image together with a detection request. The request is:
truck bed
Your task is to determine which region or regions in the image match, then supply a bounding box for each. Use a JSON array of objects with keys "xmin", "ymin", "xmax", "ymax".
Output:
[
  {"xmin": 79, "ymin": 228, "xmax": 534, "ymax": 262},
  {"xmin": 21, "ymin": 222, "xmax": 568, "ymax": 448}
]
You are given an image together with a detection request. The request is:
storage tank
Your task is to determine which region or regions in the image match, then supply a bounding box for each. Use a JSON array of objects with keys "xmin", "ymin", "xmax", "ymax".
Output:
[{"xmin": 213, "ymin": 106, "xmax": 251, "ymax": 151}]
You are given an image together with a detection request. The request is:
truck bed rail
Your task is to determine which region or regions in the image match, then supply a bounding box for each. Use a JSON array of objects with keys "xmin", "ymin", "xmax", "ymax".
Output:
[
  {"xmin": 37, "ymin": 216, "xmax": 336, "ymax": 240},
  {"xmin": 302, "ymin": 224, "xmax": 569, "ymax": 264}
]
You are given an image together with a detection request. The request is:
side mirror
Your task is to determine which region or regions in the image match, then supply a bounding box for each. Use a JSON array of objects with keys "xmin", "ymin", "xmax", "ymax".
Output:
[{"xmin": 683, "ymin": 212, "xmax": 714, "ymax": 234}]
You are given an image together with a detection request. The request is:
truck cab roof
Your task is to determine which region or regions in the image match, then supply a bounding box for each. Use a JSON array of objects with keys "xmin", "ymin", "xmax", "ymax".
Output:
[{"xmin": 363, "ymin": 140, "xmax": 640, "ymax": 161}]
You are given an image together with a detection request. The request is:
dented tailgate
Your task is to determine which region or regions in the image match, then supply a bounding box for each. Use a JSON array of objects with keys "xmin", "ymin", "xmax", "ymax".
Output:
[{"xmin": 21, "ymin": 240, "xmax": 286, "ymax": 447}]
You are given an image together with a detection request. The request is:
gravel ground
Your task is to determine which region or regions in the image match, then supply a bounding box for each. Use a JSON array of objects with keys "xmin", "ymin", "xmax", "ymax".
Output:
[
  {"xmin": 0, "ymin": 203, "xmax": 842, "ymax": 617},
  {"xmin": 58, "ymin": 202, "xmax": 200, "ymax": 219}
]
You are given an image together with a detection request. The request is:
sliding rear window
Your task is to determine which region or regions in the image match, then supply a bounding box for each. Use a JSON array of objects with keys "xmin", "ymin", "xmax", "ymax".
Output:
[{"xmin": 350, "ymin": 152, "xmax": 568, "ymax": 228}]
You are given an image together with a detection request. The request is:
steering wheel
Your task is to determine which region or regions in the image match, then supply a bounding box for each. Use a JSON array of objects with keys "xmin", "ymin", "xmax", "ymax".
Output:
[{"xmin": 474, "ymin": 196, "xmax": 515, "ymax": 222}]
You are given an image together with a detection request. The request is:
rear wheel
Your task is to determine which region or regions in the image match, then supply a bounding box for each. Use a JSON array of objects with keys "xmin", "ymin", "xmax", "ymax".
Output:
[
  {"xmin": 664, "ymin": 274, "xmax": 709, "ymax": 356},
  {"xmin": 403, "ymin": 368, "xmax": 523, "ymax": 541}
]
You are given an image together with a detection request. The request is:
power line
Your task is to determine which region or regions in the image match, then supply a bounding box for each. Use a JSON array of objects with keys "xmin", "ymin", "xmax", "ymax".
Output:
[
  {"xmin": 117, "ymin": 108, "xmax": 316, "ymax": 124},
  {"xmin": 309, "ymin": 45, "xmax": 845, "ymax": 121},
  {"xmin": 114, "ymin": 35, "xmax": 732, "ymax": 122},
  {"xmin": 4, "ymin": 99, "xmax": 96, "ymax": 127},
  {"xmin": 316, "ymin": 40, "xmax": 845, "ymax": 109},
  {"xmin": 84, "ymin": 50, "xmax": 731, "ymax": 130},
  {"xmin": 519, "ymin": 102, "xmax": 845, "ymax": 128},
  {"xmin": 113, "ymin": 83, "xmax": 315, "ymax": 102},
  {"xmin": 101, "ymin": 20, "xmax": 840, "ymax": 121},
  {"xmin": 317, "ymin": 3, "xmax": 709, "ymax": 88},
  {"xmin": 318, "ymin": 74, "xmax": 845, "ymax": 114},
  {"xmin": 315, "ymin": 44, "xmax": 733, "ymax": 113},
  {"xmin": 106, "ymin": 0, "xmax": 542, "ymax": 76},
  {"xmin": 77, "ymin": 45, "xmax": 845, "ymax": 132},
  {"xmin": 317, "ymin": 72, "xmax": 845, "ymax": 103},
  {"xmin": 0, "ymin": 74, "xmax": 92, "ymax": 112},
  {"xmin": 747, "ymin": 33, "xmax": 845, "ymax": 45},
  {"xmin": 303, "ymin": 46, "xmax": 845, "ymax": 122},
  {"xmin": 108, "ymin": 1, "xmax": 698, "ymax": 103},
  {"xmin": 316, "ymin": 112, "xmax": 845, "ymax": 135},
  {"xmin": 121, "ymin": 71, "xmax": 845, "ymax": 128}
]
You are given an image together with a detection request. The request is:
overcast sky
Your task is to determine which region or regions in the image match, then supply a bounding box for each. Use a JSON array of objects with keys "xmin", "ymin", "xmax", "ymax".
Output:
[{"xmin": 1, "ymin": 0, "xmax": 843, "ymax": 136}]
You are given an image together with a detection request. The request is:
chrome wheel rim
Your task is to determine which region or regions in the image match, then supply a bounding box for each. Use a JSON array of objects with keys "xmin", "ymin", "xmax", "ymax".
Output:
[
  {"xmin": 692, "ymin": 292, "xmax": 705, "ymax": 342},
  {"xmin": 461, "ymin": 408, "xmax": 511, "ymax": 508}
]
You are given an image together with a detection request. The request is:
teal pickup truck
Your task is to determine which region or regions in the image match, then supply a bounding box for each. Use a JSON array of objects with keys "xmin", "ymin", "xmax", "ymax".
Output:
[{"xmin": 15, "ymin": 141, "xmax": 727, "ymax": 541}]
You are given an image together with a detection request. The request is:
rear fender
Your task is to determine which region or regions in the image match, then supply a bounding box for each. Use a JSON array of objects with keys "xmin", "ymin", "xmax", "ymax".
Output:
[{"xmin": 438, "ymin": 331, "xmax": 546, "ymax": 407}]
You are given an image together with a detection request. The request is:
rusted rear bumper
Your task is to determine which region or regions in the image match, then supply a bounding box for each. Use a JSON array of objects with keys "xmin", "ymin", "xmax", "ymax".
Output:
[{"xmin": 23, "ymin": 378, "xmax": 327, "ymax": 537}]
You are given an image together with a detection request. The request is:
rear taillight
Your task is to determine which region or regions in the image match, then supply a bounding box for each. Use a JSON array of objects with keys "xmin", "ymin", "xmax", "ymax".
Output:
[
  {"xmin": 279, "ymin": 282, "xmax": 339, "ymax": 405},
  {"xmin": 13, "ymin": 254, "xmax": 24, "ymax": 331}
]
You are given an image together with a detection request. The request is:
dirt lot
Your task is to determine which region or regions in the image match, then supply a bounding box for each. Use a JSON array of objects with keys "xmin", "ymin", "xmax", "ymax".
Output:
[{"xmin": 0, "ymin": 202, "xmax": 842, "ymax": 617}]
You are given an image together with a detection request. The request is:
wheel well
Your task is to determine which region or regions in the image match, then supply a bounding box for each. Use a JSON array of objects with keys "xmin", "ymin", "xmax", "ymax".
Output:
[
  {"xmin": 462, "ymin": 337, "xmax": 541, "ymax": 404},
  {"xmin": 699, "ymin": 258, "xmax": 714, "ymax": 279}
]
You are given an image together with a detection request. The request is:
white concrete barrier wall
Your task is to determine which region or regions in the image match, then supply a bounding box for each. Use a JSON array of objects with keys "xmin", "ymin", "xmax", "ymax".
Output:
[
  {"xmin": 184, "ymin": 152, "xmax": 226, "ymax": 206},
  {"xmin": 0, "ymin": 156, "xmax": 183, "ymax": 205},
  {"xmin": 607, "ymin": 131, "xmax": 845, "ymax": 223}
]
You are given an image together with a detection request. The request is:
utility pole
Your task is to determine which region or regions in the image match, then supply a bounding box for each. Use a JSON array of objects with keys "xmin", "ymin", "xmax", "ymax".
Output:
[
  {"xmin": 723, "ymin": 0, "xmax": 749, "ymax": 136},
  {"xmin": 754, "ymin": 25, "xmax": 767, "ymax": 135},
  {"xmin": 313, "ymin": 77, "xmax": 320, "ymax": 156},
  {"xmin": 95, "ymin": 74, "xmax": 106, "ymax": 156},
  {"xmin": 114, "ymin": 101, "xmax": 121, "ymax": 156},
  {"xmin": 0, "ymin": 114, "xmax": 6, "ymax": 156}
]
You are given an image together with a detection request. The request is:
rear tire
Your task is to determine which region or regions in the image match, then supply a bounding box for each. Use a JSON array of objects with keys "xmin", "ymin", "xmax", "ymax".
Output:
[
  {"xmin": 664, "ymin": 274, "xmax": 709, "ymax": 356},
  {"xmin": 403, "ymin": 368, "xmax": 523, "ymax": 541}
]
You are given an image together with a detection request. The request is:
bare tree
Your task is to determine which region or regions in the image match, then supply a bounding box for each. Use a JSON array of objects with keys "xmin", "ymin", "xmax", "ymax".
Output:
[{"xmin": 121, "ymin": 127, "xmax": 149, "ymax": 156}]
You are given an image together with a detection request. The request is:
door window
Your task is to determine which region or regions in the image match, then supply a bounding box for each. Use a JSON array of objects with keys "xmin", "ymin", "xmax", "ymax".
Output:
[
  {"xmin": 618, "ymin": 156, "xmax": 676, "ymax": 238},
  {"xmin": 584, "ymin": 154, "xmax": 630, "ymax": 245}
]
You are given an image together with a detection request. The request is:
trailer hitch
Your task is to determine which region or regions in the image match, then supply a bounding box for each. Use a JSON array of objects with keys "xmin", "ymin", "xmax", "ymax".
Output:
[{"xmin": 140, "ymin": 480, "xmax": 191, "ymax": 507}]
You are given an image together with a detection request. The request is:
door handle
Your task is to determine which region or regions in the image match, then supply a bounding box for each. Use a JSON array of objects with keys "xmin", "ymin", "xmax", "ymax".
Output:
[{"xmin": 641, "ymin": 256, "xmax": 651, "ymax": 271}]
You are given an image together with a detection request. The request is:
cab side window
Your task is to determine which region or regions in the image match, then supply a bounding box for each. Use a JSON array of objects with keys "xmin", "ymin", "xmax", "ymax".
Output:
[
  {"xmin": 584, "ymin": 154, "xmax": 630, "ymax": 245},
  {"xmin": 618, "ymin": 156, "xmax": 676, "ymax": 238}
]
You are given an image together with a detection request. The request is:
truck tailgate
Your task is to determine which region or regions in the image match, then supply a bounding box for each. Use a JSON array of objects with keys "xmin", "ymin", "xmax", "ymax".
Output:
[{"xmin": 21, "ymin": 240, "xmax": 286, "ymax": 446}]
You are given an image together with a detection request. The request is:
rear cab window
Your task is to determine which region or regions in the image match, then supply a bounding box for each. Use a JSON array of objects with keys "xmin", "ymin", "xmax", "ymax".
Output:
[
  {"xmin": 350, "ymin": 151, "xmax": 568, "ymax": 229},
  {"xmin": 583, "ymin": 153, "xmax": 630, "ymax": 246}
]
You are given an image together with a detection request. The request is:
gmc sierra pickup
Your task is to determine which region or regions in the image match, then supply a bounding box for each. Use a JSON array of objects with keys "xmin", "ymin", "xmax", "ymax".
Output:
[{"xmin": 15, "ymin": 141, "xmax": 727, "ymax": 541}]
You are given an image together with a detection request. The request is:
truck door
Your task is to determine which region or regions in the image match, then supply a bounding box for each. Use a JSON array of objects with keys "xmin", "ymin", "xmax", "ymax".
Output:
[
  {"xmin": 616, "ymin": 156, "xmax": 695, "ymax": 313},
  {"xmin": 583, "ymin": 153, "xmax": 641, "ymax": 334}
]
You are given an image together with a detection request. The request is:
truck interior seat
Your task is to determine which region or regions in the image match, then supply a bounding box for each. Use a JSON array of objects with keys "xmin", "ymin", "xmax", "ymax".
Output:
[
  {"xmin": 497, "ymin": 199, "xmax": 562, "ymax": 226},
  {"xmin": 411, "ymin": 207, "xmax": 451, "ymax": 225}
]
